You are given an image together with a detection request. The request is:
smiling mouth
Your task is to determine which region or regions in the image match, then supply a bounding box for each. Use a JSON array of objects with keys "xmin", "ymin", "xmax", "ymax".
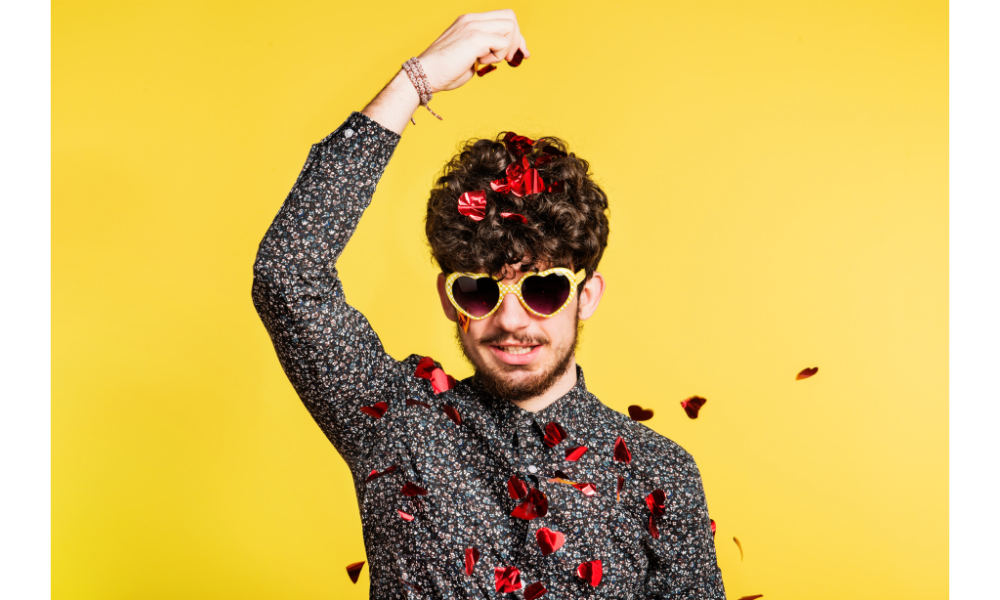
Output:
[{"xmin": 495, "ymin": 345, "xmax": 537, "ymax": 355}]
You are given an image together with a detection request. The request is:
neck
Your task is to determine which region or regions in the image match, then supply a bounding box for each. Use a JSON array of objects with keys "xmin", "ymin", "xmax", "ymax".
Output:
[{"xmin": 510, "ymin": 356, "xmax": 579, "ymax": 413}]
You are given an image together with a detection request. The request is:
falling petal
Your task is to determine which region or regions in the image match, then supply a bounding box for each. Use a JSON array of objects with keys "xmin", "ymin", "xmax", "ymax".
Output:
[
  {"xmin": 524, "ymin": 581, "xmax": 547, "ymax": 600},
  {"xmin": 359, "ymin": 401, "xmax": 388, "ymax": 419},
  {"xmin": 397, "ymin": 509, "xmax": 414, "ymax": 521},
  {"xmin": 476, "ymin": 63, "xmax": 497, "ymax": 77},
  {"xmin": 405, "ymin": 398, "xmax": 430, "ymax": 409},
  {"xmin": 738, "ymin": 596, "xmax": 763, "ymax": 600},
  {"xmin": 365, "ymin": 464, "xmax": 398, "ymax": 483},
  {"xmin": 494, "ymin": 566, "xmax": 523, "ymax": 593},
  {"xmin": 711, "ymin": 519, "xmax": 717, "ymax": 538},
  {"xmin": 430, "ymin": 368, "xmax": 456, "ymax": 394},
  {"xmin": 646, "ymin": 489, "xmax": 667, "ymax": 516},
  {"xmin": 464, "ymin": 547, "xmax": 480, "ymax": 576},
  {"xmin": 414, "ymin": 356, "xmax": 436, "ymax": 379},
  {"xmin": 507, "ymin": 48, "xmax": 525, "ymax": 67},
  {"xmin": 346, "ymin": 561, "xmax": 365, "ymax": 583},
  {"xmin": 616, "ymin": 476, "xmax": 624, "ymax": 502},
  {"xmin": 573, "ymin": 482, "xmax": 597, "ymax": 497},
  {"xmin": 627, "ymin": 405, "xmax": 654, "ymax": 421},
  {"xmin": 734, "ymin": 537, "xmax": 743, "ymax": 561},
  {"xmin": 796, "ymin": 367, "xmax": 819, "ymax": 380},
  {"xmin": 613, "ymin": 437, "xmax": 632, "ymax": 464},
  {"xmin": 500, "ymin": 212, "xmax": 528, "ymax": 224},
  {"xmin": 442, "ymin": 404, "xmax": 462, "ymax": 425},
  {"xmin": 576, "ymin": 560, "xmax": 603, "ymax": 587},
  {"xmin": 457, "ymin": 190, "xmax": 487, "ymax": 221},
  {"xmin": 401, "ymin": 482, "xmax": 428, "ymax": 497},
  {"xmin": 503, "ymin": 132, "xmax": 535, "ymax": 157},
  {"xmin": 648, "ymin": 515, "xmax": 660, "ymax": 539},
  {"xmin": 565, "ymin": 446, "xmax": 588, "ymax": 462},
  {"xmin": 535, "ymin": 527, "xmax": 566, "ymax": 555},
  {"xmin": 507, "ymin": 475, "xmax": 529, "ymax": 500},
  {"xmin": 543, "ymin": 422, "xmax": 567, "ymax": 447},
  {"xmin": 511, "ymin": 489, "xmax": 548, "ymax": 520},
  {"xmin": 680, "ymin": 396, "xmax": 707, "ymax": 419}
]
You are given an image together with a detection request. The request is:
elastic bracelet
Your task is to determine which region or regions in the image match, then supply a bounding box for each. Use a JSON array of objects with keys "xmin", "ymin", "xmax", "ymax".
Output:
[{"xmin": 402, "ymin": 57, "xmax": 443, "ymax": 125}]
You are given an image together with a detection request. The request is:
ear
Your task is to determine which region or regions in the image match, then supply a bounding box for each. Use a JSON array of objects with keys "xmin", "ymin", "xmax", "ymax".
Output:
[
  {"xmin": 437, "ymin": 273, "xmax": 458, "ymax": 322},
  {"xmin": 577, "ymin": 271, "xmax": 605, "ymax": 321}
]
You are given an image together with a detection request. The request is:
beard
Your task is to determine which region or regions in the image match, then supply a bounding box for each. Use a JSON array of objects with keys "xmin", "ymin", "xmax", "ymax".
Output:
[{"xmin": 457, "ymin": 316, "xmax": 582, "ymax": 402}]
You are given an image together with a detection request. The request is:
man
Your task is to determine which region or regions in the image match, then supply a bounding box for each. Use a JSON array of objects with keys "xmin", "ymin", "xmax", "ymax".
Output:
[{"xmin": 252, "ymin": 10, "xmax": 724, "ymax": 599}]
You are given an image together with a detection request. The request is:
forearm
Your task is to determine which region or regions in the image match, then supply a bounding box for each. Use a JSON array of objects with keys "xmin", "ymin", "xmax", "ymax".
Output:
[{"xmin": 362, "ymin": 69, "xmax": 421, "ymax": 135}]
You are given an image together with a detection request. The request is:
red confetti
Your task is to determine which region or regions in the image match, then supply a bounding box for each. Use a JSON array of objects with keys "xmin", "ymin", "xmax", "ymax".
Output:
[
  {"xmin": 430, "ymin": 368, "xmax": 457, "ymax": 394},
  {"xmin": 565, "ymin": 446, "xmax": 588, "ymax": 462},
  {"xmin": 646, "ymin": 489, "xmax": 666, "ymax": 517},
  {"xmin": 535, "ymin": 527, "xmax": 565, "ymax": 556},
  {"xmin": 500, "ymin": 212, "xmax": 528, "ymax": 224},
  {"xmin": 507, "ymin": 48, "xmax": 525, "ymax": 67},
  {"xmin": 524, "ymin": 581, "xmax": 547, "ymax": 600},
  {"xmin": 613, "ymin": 436, "xmax": 632, "ymax": 464},
  {"xmin": 414, "ymin": 357, "xmax": 436, "ymax": 379},
  {"xmin": 554, "ymin": 469, "xmax": 572, "ymax": 480},
  {"xmin": 346, "ymin": 561, "xmax": 365, "ymax": 583},
  {"xmin": 464, "ymin": 547, "xmax": 480, "ymax": 576},
  {"xmin": 511, "ymin": 488, "xmax": 549, "ymax": 520},
  {"xmin": 627, "ymin": 405, "xmax": 654, "ymax": 421},
  {"xmin": 576, "ymin": 560, "xmax": 603, "ymax": 587},
  {"xmin": 616, "ymin": 476, "xmax": 624, "ymax": 502},
  {"xmin": 534, "ymin": 153, "xmax": 555, "ymax": 167},
  {"xmin": 502, "ymin": 132, "xmax": 535, "ymax": 158},
  {"xmin": 711, "ymin": 519, "xmax": 717, "ymax": 537},
  {"xmin": 573, "ymin": 482, "xmax": 597, "ymax": 497},
  {"xmin": 648, "ymin": 515, "xmax": 659, "ymax": 539},
  {"xmin": 545, "ymin": 180, "xmax": 564, "ymax": 194},
  {"xmin": 457, "ymin": 190, "xmax": 487, "ymax": 221},
  {"xmin": 738, "ymin": 596, "xmax": 764, "ymax": 600},
  {"xmin": 397, "ymin": 509, "xmax": 414, "ymax": 521},
  {"xmin": 406, "ymin": 398, "xmax": 430, "ymax": 409},
  {"xmin": 401, "ymin": 482, "xmax": 428, "ymax": 497},
  {"xmin": 507, "ymin": 475, "xmax": 529, "ymax": 500},
  {"xmin": 494, "ymin": 566, "xmax": 523, "ymax": 593},
  {"xmin": 796, "ymin": 367, "xmax": 818, "ymax": 380},
  {"xmin": 359, "ymin": 401, "xmax": 388, "ymax": 419},
  {"xmin": 476, "ymin": 63, "xmax": 497, "ymax": 77},
  {"xmin": 491, "ymin": 156, "xmax": 546, "ymax": 197},
  {"xmin": 680, "ymin": 396, "xmax": 707, "ymax": 419},
  {"xmin": 399, "ymin": 577, "xmax": 422, "ymax": 593},
  {"xmin": 543, "ymin": 422, "xmax": 567, "ymax": 447},
  {"xmin": 442, "ymin": 404, "xmax": 461, "ymax": 425},
  {"xmin": 365, "ymin": 464, "xmax": 398, "ymax": 483}
]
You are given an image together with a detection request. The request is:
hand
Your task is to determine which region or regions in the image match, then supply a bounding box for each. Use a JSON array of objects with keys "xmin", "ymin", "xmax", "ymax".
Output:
[{"xmin": 417, "ymin": 10, "xmax": 530, "ymax": 93}]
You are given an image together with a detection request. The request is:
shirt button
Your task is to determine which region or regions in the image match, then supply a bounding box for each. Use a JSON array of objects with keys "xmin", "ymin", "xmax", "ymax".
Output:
[
  {"xmin": 344, "ymin": 128, "xmax": 355, "ymax": 138},
  {"xmin": 527, "ymin": 465, "xmax": 538, "ymax": 474}
]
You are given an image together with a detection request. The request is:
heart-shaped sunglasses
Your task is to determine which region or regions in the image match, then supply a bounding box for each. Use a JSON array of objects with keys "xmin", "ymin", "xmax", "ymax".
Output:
[{"xmin": 445, "ymin": 268, "xmax": 587, "ymax": 320}]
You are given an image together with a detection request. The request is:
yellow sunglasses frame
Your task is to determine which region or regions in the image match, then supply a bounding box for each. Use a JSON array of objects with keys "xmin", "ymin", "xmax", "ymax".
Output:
[{"xmin": 445, "ymin": 267, "xmax": 588, "ymax": 320}]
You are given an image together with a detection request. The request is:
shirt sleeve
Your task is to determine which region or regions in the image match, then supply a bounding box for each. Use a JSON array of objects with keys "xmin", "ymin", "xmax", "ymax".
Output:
[{"xmin": 251, "ymin": 111, "xmax": 408, "ymax": 471}]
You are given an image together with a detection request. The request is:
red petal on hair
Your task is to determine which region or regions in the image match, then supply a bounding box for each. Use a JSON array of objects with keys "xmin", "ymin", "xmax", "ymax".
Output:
[
  {"xmin": 414, "ymin": 356, "xmax": 436, "ymax": 379},
  {"xmin": 511, "ymin": 489, "xmax": 548, "ymax": 520},
  {"xmin": 507, "ymin": 475, "xmax": 529, "ymax": 500},
  {"xmin": 457, "ymin": 190, "xmax": 487, "ymax": 221},
  {"xmin": 521, "ymin": 168, "xmax": 545, "ymax": 196},
  {"xmin": 565, "ymin": 446, "xmax": 588, "ymax": 462},
  {"xmin": 616, "ymin": 476, "xmax": 624, "ymax": 502},
  {"xmin": 613, "ymin": 437, "xmax": 632, "ymax": 464},
  {"xmin": 500, "ymin": 212, "xmax": 528, "ymax": 224},
  {"xmin": 645, "ymin": 489, "xmax": 666, "ymax": 516},
  {"xmin": 476, "ymin": 64, "xmax": 497, "ymax": 77},
  {"xmin": 796, "ymin": 367, "xmax": 819, "ymax": 380},
  {"xmin": 680, "ymin": 396, "xmax": 707, "ymax": 419},
  {"xmin": 503, "ymin": 132, "xmax": 535, "ymax": 158},
  {"xmin": 524, "ymin": 581, "xmax": 547, "ymax": 600},
  {"xmin": 346, "ymin": 561, "xmax": 365, "ymax": 583},
  {"xmin": 734, "ymin": 537, "xmax": 743, "ymax": 561},
  {"xmin": 573, "ymin": 482, "xmax": 597, "ymax": 497},
  {"xmin": 545, "ymin": 180, "xmax": 564, "ymax": 193},
  {"xmin": 442, "ymin": 404, "xmax": 462, "ymax": 425},
  {"xmin": 535, "ymin": 527, "xmax": 566, "ymax": 556},
  {"xmin": 738, "ymin": 596, "xmax": 764, "ymax": 600},
  {"xmin": 648, "ymin": 515, "xmax": 660, "ymax": 539},
  {"xmin": 464, "ymin": 547, "xmax": 480, "ymax": 576},
  {"xmin": 533, "ymin": 153, "xmax": 554, "ymax": 167},
  {"xmin": 406, "ymin": 398, "xmax": 430, "ymax": 409},
  {"xmin": 627, "ymin": 405, "xmax": 654, "ymax": 421},
  {"xmin": 401, "ymin": 482, "xmax": 428, "ymax": 497},
  {"xmin": 494, "ymin": 566, "xmax": 523, "ymax": 593},
  {"xmin": 543, "ymin": 145, "xmax": 567, "ymax": 157},
  {"xmin": 397, "ymin": 509, "xmax": 414, "ymax": 521},
  {"xmin": 430, "ymin": 368, "xmax": 455, "ymax": 393},
  {"xmin": 576, "ymin": 560, "xmax": 603, "ymax": 587},
  {"xmin": 543, "ymin": 422, "xmax": 567, "ymax": 447},
  {"xmin": 507, "ymin": 48, "xmax": 525, "ymax": 67},
  {"xmin": 359, "ymin": 401, "xmax": 388, "ymax": 419},
  {"xmin": 365, "ymin": 464, "xmax": 398, "ymax": 483},
  {"xmin": 710, "ymin": 519, "xmax": 717, "ymax": 537},
  {"xmin": 490, "ymin": 177, "xmax": 511, "ymax": 193}
]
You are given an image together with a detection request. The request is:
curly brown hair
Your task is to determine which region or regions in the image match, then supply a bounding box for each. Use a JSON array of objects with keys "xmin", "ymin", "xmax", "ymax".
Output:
[{"xmin": 425, "ymin": 133, "xmax": 610, "ymax": 280}]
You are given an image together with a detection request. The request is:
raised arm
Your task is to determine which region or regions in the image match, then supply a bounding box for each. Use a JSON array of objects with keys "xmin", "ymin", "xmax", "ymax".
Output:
[{"xmin": 251, "ymin": 11, "xmax": 529, "ymax": 470}]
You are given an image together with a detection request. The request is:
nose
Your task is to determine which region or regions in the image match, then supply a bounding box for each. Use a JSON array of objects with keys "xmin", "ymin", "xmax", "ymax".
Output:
[{"xmin": 490, "ymin": 290, "xmax": 532, "ymax": 332}]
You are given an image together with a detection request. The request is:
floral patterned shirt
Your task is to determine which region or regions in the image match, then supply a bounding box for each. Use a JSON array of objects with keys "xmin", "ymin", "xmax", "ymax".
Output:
[{"xmin": 251, "ymin": 112, "xmax": 725, "ymax": 599}]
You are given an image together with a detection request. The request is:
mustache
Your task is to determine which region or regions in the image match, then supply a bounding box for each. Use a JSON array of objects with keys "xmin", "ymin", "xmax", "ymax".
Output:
[{"xmin": 478, "ymin": 332, "xmax": 550, "ymax": 346}]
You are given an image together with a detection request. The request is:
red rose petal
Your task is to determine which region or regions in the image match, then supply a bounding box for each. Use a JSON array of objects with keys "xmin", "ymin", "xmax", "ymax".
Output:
[
  {"xmin": 734, "ymin": 537, "xmax": 743, "ymax": 561},
  {"xmin": 346, "ymin": 561, "xmax": 365, "ymax": 583},
  {"xmin": 364, "ymin": 464, "xmax": 398, "ymax": 483},
  {"xmin": 500, "ymin": 212, "xmax": 528, "ymax": 224},
  {"xmin": 397, "ymin": 509, "xmax": 414, "ymax": 521},
  {"xmin": 401, "ymin": 482, "xmax": 428, "ymax": 497},
  {"xmin": 511, "ymin": 488, "xmax": 548, "ymax": 520},
  {"xmin": 646, "ymin": 489, "xmax": 666, "ymax": 516},
  {"xmin": 359, "ymin": 401, "xmax": 388, "ymax": 419},
  {"xmin": 627, "ymin": 405, "xmax": 654, "ymax": 421},
  {"xmin": 524, "ymin": 581, "xmax": 547, "ymax": 600},
  {"xmin": 680, "ymin": 396, "xmax": 707, "ymax": 419},
  {"xmin": 796, "ymin": 367, "xmax": 819, "ymax": 380},
  {"xmin": 464, "ymin": 547, "xmax": 480, "ymax": 576},
  {"xmin": 507, "ymin": 48, "xmax": 525, "ymax": 67},
  {"xmin": 573, "ymin": 482, "xmax": 597, "ymax": 497},
  {"xmin": 430, "ymin": 368, "xmax": 456, "ymax": 394},
  {"xmin": 648, "ymin": 515, "xmax": 660, "ymax": 539},
  {"xmin": 494, "ymin": 565, "xmax": 523, "ymax": 593},
  {"xmin": 507, "ymin": 475, "xmax": 529, "ymax": 500},
  {"xmin": 535, "ymin": 527, "xmax": 566, "ymax": 556},
  {"xmin": 616, "ymin": 476, "xmax": 624, "ymax": 502},
  {"xmin": 711, "ymin": 519, "xmax": 717, "ymax": 537},
  {"xmin": 565, "ymin": 446, "xmax": 588, "ymax": 461},
  {"xmin": 576, "ymin": 560, "xmax": 603, "ymax": 587},
  {"xmin": 406, "ymin": 398, "xmax": 430, "ymax": 409},
  {"xmin": 476, "ymin": 63, "xmax": 497, "ymax": 77},
  {"xmin": 543, "ymin": 422, "xmax": 566, "ymax": 447},
  {"xmin": 613, "ymin": 436, "xmax": 632, "ymax": 464},
  {"xmin": 442, "ymin": 404, "xmax": 462, "ymax": 425},
  {"xmin": 457, "ymin": 190, "xmax": 487, "ymax": 221},
  {"xmin": 414, "ymin": 356, "xmax": 436, "ymax": 379}
]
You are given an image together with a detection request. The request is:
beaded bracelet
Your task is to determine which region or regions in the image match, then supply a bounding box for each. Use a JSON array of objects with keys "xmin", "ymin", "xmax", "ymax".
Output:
[{"xmin": 402, "ymin": 57, "xmax": 443, "ymax": 125}]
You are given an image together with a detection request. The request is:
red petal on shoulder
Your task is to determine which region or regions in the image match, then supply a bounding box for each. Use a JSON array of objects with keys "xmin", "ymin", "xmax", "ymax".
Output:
[
  {"xmin": 414, "ymin": 357, "xmax": 436, "ymax": 379},
  {"xmin": 359, "ymin": 401, "xmax": 388, "ymax": 419},
  {"xmin": 565, "ymin": 445, "xmax": 588, "ymax": 462},
  {"xmin": 442, "ymin": 404, "xmax": 462, "ymax": 425},
  {"xmin": 613, "ymin": 437, "xmax": 632, "ymax": 464}
]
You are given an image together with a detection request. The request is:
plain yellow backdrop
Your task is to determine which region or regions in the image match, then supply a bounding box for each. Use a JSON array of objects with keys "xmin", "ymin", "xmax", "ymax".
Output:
[{"xmin": 53, "ymin": 1, "xmax": 948, "ymax": 598}]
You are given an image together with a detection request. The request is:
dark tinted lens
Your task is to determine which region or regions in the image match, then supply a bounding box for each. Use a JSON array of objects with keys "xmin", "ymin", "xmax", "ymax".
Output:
[
  {"xmin": 452, "ymin": 277, "xmax": 500, "ymax": 317},
  {"xmin": 521, "ymin": 273, "xmax": 571, "ymax": 315}
]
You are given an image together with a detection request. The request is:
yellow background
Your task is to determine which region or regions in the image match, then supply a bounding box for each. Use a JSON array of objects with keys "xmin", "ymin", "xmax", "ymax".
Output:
[{"xmin": 53, "ymin": 1, "xmax": 948, "ymax": 598}]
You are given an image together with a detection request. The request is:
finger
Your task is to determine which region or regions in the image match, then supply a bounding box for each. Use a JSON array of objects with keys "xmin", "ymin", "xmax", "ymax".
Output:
[{"xmin": 465, "ymin": 32, "xmax": 515, "ymax": 65}]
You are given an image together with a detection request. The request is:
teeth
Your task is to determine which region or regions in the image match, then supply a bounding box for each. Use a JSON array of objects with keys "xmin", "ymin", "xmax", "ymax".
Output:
[{"xmin": 501, "ymin": 346, "xmax": 533, "ymax": 355}]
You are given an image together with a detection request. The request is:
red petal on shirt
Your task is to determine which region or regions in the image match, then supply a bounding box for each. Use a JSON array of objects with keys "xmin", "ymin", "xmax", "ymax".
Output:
[
  {"xmin": 524, "ymin": 581, "xmax": 547, "ymax": 600},
  {"xmin": 414, "ymin": 356, "xmax": 436, "ymax": 379},
  {"xmin": 734, "ymin": 537, "xmax": 743, "ymax": 561},
  {"xmin": 576, "ymin": 560, "xmax": 603, "ymax": 587},
  {"xmin": 346, "ymin": 561, "xmax": 365, "ymax": 583},
  {"xmin": 613, "ymin": 436, "xmax": 632, "ymax": 464},
  {"xmin": 442, "ymin": 404, "xmax": 462, "ymax": 425},
  {"xmin": 616, "ymin": 476, "xmax": 624, "ymax": 502},
  {"xmin": 543, "ymin": 422, "xmax": 566, "ymax": 447},
  {"xmin": 406, "ymin": 398, "xmax": 431, "ymax": 409},
  {"xmin": 507, "ymin": 48, "xmax": 525, "ymax": 67},
  {"xmin": 573, "ymin": 482, "xmax": 597, "ymax": 497},
  {"xmin": 365, "ymin": 464, "xmax": 398, "ymax": 483},
  {"xmin": 553, "ymin": 469, "xmax": 572, "ymax": 480},
  {"xmin": 507, "ymin": 475, "xmax": 529, "ymax": 500},
  {"xmin": 648, "ymin": 515, "xmax": 660, "ymax": 539},
  {"xmin": 646, "ymin": 489, "xmax": 666, "ymax": 516},
  {"xmin": 359, "ymin": 401, "xmax": 388, "ymax": 419},
  {"xmin": 401, "ymin": 482, "xmax": 428, "ymax": 497},
  {"xmin": 565, "ymin": 446, "xmax": 588, "ymax": 461},
  {"xmin": 710, "ymin": 519, "xmax": 717, "ymax": 537},
  {"xmin": 500, "ymin": 212, "xmax": 528, "ymax": 224},
  {"xmin": 627, "ymin": 405, "xmax": 654, "ymax": 421},
  {"xmin": 796, "ymin": 367, "xmax": 819, "ymax": 380},
  {"xmin": 397, "ymin": 509, "xmax": 414, "ymax": 521},
  {"xmin": 680, "ymin": 396, "xmax": 707, "ymax": 419},
  {"xmin": 399, "ymin": 577, "xmax": 422, "ymax": 593},
  {"xmin": 738, "ymin": 595, "xmax": 764, "ymax": 600},
  {"xmin": 476, "ymin": 63, "xmax": 497, "ymax": 77},
  {"xmin": 430, "ymin": 368, "xmax": 456, "ymax": 394},
  {"xmin": 494, "ymin": 566, "xmax": 523, "ymax": 593},
  {"xmin": 535, "ymin": 527, "xmax": 566, "ymax": 555},
  {"xmin": 511, "ymin": 488, "xmax": 549, "ymax": 520},
  {"xmin": 457, "ymin": 190, "xmax": 487, "ymax": 221},
  {"xmin": 464, "ymin": 547, "xmax": 480, "ymax": 576}
]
